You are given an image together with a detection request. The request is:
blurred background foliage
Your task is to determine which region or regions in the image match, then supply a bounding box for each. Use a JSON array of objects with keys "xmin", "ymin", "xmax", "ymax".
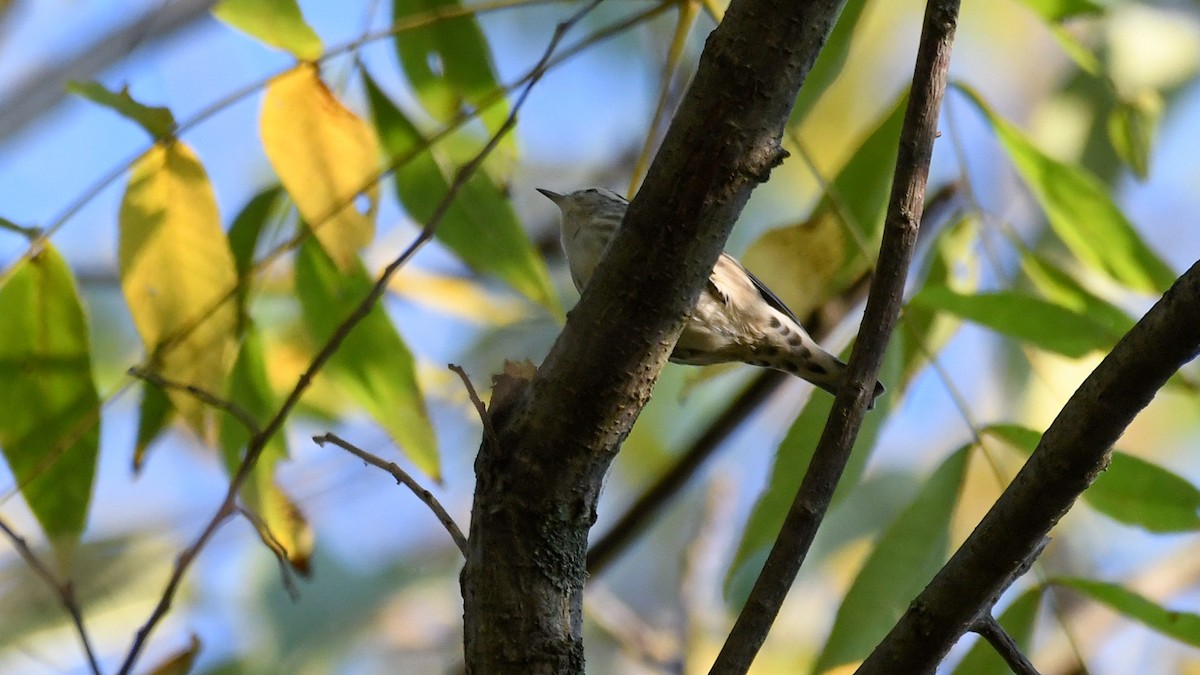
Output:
[{"xmin": 0, "ymin": 0, "xmax": 1199, "ymax": 673}]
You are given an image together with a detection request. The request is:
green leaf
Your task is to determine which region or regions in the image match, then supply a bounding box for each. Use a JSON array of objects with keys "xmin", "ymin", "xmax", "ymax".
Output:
[
  {"xmin": 789, "ymin": 0, "xmax": 870, "ymax": 125},
  {"xmin": 908, "ymin": 286, "xmax": 1116, "ymax": 358},
  {"xmin": 1016, "ymin": 0, "xmax": 1105, "ymax": 22},
  {"xmin": 953, "ymin": 587, "xmax": 1044, "ymax": 675},
  {"xmin": 986, "ymin": 424, "xmax": 1200, "ymax": 532},
  {"xmin": 227, "ymin": 186, "xmax": 285, "ymax": 327},
  {"xmin": 294, "ymin": 239, "xmax": 439, "ymax": 478},
  {"xmin": 67, "ymin": 80, "xmax": 176, "ymax": 140},
  {"xmin": 219, "ymin": 324, "xmax": 312, "ymax": 573},
  {"xmin": 364, "ymin": 71, "xmax": 559, "ymax": 315},
  {"xmin": 958, "ymin": 85, "xmax": 1175, "ymax": 293},
  {"xmin": 1019, "ymin": 250, "xmax": 1135, "ymax": 338},
  {"xmin": 1056, "ymin": 577, "xmax": 1200, "ymax": 647},
  {"xmin": 213, "ymin": 0, "xmax": 323, "ymax": 60},
  {"xmin": 0, "ymin": 245, "xmax": 100, "ymax": 558},
  {"xmin": 726, "ymin": 343, "xmax": 900, "ymax": 604},
  {"xmin": 1088, "ymin": 453, "xmax": 1200, "ymax": 532},
  {"xmin": 133, "ymin": 383, "xmax": 173, "ymax": 472},
  {"xmin": 1107, "ymin": 91, "xmax": 1162, "ymax": 180},
  {"xmin": 391, "ymin": 0, "xmax": 511, "ymax": 154},
  {"xmin": 900, "ymin": 215, "xmax": 978, "ymax": 382},
  {"xmin": 813, "ymin": 446, "xmax": 971, "ymax": 672}
]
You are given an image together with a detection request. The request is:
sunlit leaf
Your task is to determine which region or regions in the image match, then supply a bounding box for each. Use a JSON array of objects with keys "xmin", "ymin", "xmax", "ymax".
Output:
[
  {"xmin": 958, "ymin": 85, "xmax": 1175, "ymax": 293},
  {"xmin": 389, "ymin": 267, "xmax": 529, "ymax": 325},
  {"xmin": 0, "ymin": 245, "xmax": 99, "ymax": 557},
  {"xmin": 789, "ymin": 0, "xmax": 870, "ymax": 126},
  {"xmin": 294, "ymin": 239, "xmax": 439, "ymax": 478},
  {"xmin": 219, "ymin": 324, "xmax": 313, "ymax": 573},
  {"xmin": 213, "ymin": 0, "xmax": 323, "ymax": 60},
  {"xmin": 1107, "ymin": 91, "xmax": 1162, "ymax": 180},
  {"xmin": 119, "ymin": 141, "xmax": 239, "ymax": 433},
  {"xmin": 1056, "ymin": 577, "xmax": 1200, "ymax": 647},
  {"xmin": 747, "ymin": 91, "xmax": 907, "ymax": 318},
  {"xmin": 908, "ymin": 286, "xmax": 1116, "ymax": 358},
  {"xmin": 986, "ymin": 424, "xmax": 1200, "ymax": 532},
  {"xmin": 1019, "ymin": 250, "xmax": 1135, "ymax": 338},
  {"xmin": 391, "ymin": 0, "xmax": 512, "ymax": 157},
  {"xmin": 814, "ymin": 446, "xmax": 970, "ymax": 672},
  {"xmin": 262, "ymin": 64, "xmax": 380, "ymax": 271},
  {"xmin": 67, "ymin": 80, "xmax": 176, "ymax": 140},
  {"xmin": 364, "ymin": 71, "xmax": 558, "ymax": 314},
  {"xmin": 1016, "ymin": 0, "xmax": 1105, "ymax": 22},
  {"xmin": 952, "ymin": 587, "xmax": 1043, "ymax": 675}
]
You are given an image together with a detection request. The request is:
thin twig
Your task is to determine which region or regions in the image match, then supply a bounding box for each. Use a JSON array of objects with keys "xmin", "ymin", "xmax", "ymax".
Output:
[
  {"xmin": 314, "ymin": 433, "xmax": 467, "ymax": 555},
  {"xmin": 128, "ymin": 366, "xmax": 261, "ymax": 434},
  {"xmin": 708, "ymin": 0, "xmax": 961, "ymax": 671},
  {"xmin": 236, "ymin": 507, "xmax": 301, "ymax": 601},
  {"xmin": 114, "ymin": 9, "xmax": 593, "ymax": 669},
  {"xmin": 971, "ymin": 614, "xmax": 1042, "ymax": 675},
  {"xmin": 448, "ymin": 364, "xmax": 500, "ymax": 453},
  {"xmin": 0, "ymin": 516, "xmax": 102, "ymax": 675}
]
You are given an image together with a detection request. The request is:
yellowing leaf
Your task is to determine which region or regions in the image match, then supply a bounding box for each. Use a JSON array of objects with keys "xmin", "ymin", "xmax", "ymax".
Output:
[
  {"xmin": 119, "ymin": 141, "xmax": 239, "ymax": 433},
  {"xmin": 220, "ymin": 325, "xmax": 312, "ymax": 573},
  {"xmin": 262, "ymin": 64, "xmax": 380, "ymax": 270},
  {"xmin": 0, "ymin": 245, "xmax": 100, "ymax": 560},
  {"xmin": 746, "ymin": 92, "xmax": 906, "ymax": 317},
  {"xmin": 389, "ymin": 267, "xmax": 529, "ymax": 325},
  {"xmin": 213, "ymin": 0, "xmax": 323, "ymax": 60}
]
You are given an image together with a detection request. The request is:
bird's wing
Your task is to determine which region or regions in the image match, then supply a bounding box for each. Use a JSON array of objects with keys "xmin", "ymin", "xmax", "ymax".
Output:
[{"xmin": 718, "ymin": 253, "xmax": 805, "ymax": 326}]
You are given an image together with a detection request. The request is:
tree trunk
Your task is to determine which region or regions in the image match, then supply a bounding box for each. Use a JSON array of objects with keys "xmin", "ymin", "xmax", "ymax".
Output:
[{"xmin": 460, "ymin": 0, "xmax": 845, "ymax": 672}]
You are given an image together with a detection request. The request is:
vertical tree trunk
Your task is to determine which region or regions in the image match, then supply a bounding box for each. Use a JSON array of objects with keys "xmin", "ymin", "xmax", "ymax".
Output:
[{"xmin": 461, "ymin": 1, "xmax": 845, "ymax": 671}]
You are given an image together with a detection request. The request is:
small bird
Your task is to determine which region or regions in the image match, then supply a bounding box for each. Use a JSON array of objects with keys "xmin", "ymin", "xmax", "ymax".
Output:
[{"xmin": 538, "ymin": 187, "xmax": 885, "ymax": 408}]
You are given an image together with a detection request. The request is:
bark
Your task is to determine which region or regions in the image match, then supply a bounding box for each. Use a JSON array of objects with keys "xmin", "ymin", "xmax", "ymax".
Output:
[{"xmin": 459, "ymin": 0, "xmax": 844, "ymax": 672}]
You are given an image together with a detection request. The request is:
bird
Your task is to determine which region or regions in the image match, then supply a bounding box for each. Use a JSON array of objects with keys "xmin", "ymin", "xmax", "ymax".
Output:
[{"xmin": 537, "ymin": 187, "xmax": 885, "ymax": 408}]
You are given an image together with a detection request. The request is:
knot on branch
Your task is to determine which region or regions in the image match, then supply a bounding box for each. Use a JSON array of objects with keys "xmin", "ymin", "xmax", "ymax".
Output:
[{"xmin": 738, "ymin": 138, "xmax": 790, "ymax": 184}]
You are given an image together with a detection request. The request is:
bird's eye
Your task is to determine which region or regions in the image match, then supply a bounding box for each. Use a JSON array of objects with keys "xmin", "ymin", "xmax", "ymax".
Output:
[{"xmin": 585, "ymin": 188, "xmax": 597, "ymax": 194}]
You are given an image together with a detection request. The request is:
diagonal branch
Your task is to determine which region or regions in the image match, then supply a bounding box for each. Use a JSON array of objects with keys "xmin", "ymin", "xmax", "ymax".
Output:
[
  {"xmin": 709, "ymin": 1, "xmax": 962, "ymax": 671},
  {"xmin": 860, "ymin": 258, "xmax": 1200, "ymax": 671},
  {"xmin": 314, "ymin": 433, "xmax": 468, "ymax": 555}
]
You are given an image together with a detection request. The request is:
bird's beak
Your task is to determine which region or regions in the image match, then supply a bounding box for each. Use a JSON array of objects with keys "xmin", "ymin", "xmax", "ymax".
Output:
[{"xmin": 536, "ymin": 188, "xmax": 562, "ymax": 203}]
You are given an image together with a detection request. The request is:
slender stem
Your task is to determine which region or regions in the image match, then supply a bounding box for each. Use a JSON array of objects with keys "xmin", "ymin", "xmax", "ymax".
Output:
[
  {"xmin": 314, "ymin": 433, "xmax": 468, "ymax": 555},
  {"xmin": 708, "ymin": 1, "xmax": 961, "ymax": 671},
  {"xmin": 0, "ymin": 517, "xmax": 102, "ymax": 675},
  {"xmin": 972, "ymin": 614, "xmax": 1041, "ymax": 675}
]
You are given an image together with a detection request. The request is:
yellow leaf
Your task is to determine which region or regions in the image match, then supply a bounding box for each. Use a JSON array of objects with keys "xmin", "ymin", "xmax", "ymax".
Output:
[
  {"xmin": 262, "ymin": 64, "xmax": 380, "ymax": 269},
  {"xmin": 119, "ymin": 141, "xmax": 238, "ymax": 433},
  {"xmin": 741, "ymin": 209, "xmax": 854, "ymax": 321},
  {"xmin": 388, "ymin": 266, "xmax": 529, "ymax": 325}
]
